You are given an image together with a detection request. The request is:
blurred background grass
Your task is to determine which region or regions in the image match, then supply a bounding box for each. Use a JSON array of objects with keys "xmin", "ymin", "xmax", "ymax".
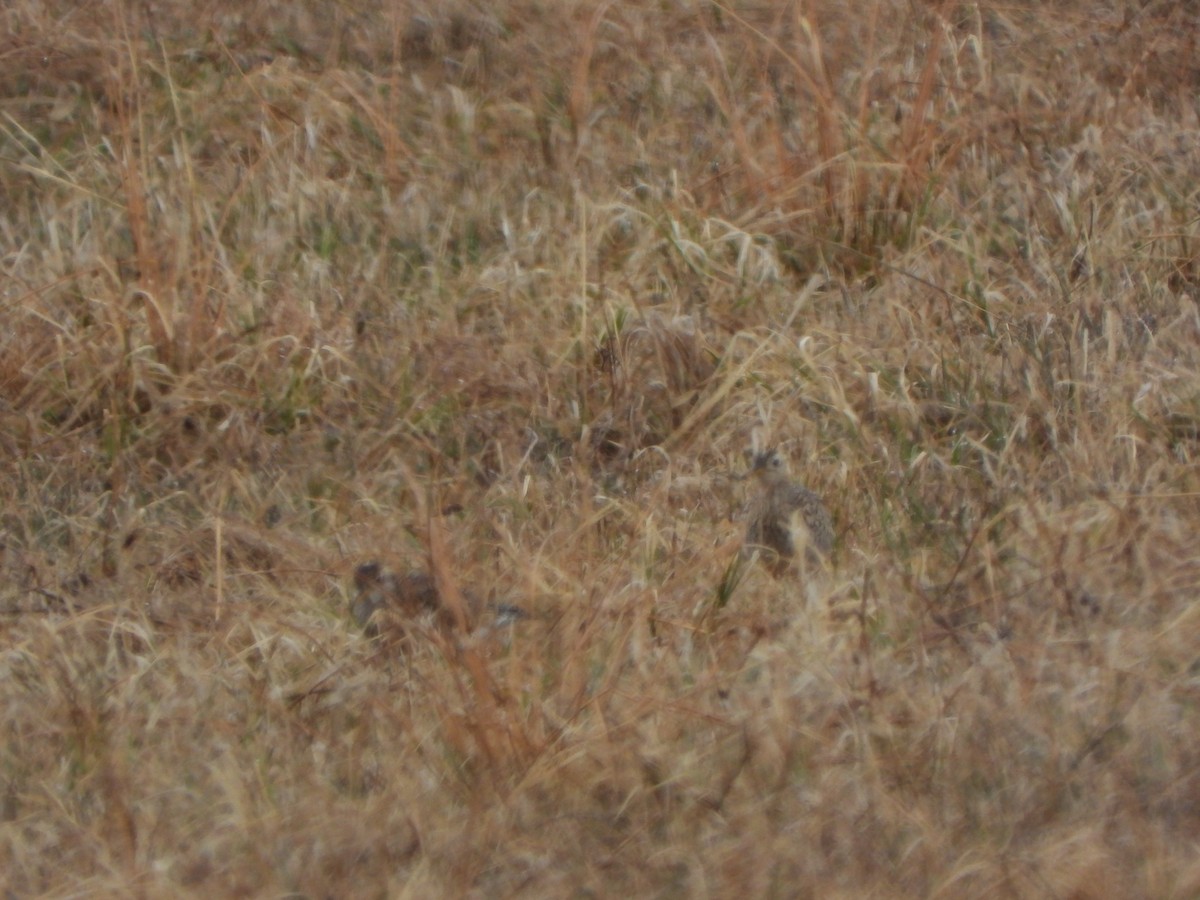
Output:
[{"xmin": 1, "ymin": 1, "xmax": 1198, "ymax": 896}]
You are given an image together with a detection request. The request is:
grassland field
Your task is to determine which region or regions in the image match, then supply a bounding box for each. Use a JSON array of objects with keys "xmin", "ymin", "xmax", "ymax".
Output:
[{"xmin": 1, "ymin": 1, "xmax": 1199, "ymax": 897}]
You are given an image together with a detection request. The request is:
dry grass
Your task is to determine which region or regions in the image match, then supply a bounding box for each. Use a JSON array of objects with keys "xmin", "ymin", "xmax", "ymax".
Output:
[{"xmin": 2, "ymin": 0, "xmax": 1199, "ymax": 896}]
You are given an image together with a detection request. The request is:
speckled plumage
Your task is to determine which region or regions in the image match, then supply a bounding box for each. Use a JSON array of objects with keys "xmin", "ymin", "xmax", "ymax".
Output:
[
  {"xmin": 351, "ymin": 562, "xmax": 526, "ymax": 637},
  {"xmin": 743, "ymin": 448, "xmax": 833, "ymax": 576}
]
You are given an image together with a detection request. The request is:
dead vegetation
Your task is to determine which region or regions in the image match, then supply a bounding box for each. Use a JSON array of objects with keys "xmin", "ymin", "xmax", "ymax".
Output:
[{"xmin": 1, "ymin": 1, "xmax": 1199, "ymax": 896}]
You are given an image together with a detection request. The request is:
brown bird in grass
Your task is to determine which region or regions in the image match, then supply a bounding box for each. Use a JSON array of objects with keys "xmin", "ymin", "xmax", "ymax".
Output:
[
  {"xmin": 742, "ymin": 448, "xmax": 834, "ymax": 577},
  {"xmin": 351, "ymin": 561, "xmax": 526, "ymax": 637}
]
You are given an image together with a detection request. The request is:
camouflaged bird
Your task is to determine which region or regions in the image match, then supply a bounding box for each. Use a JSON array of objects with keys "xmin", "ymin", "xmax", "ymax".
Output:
[
  {"xmin": 742, "ymin": 448, "xmax": 834, "ymax": 577},
  {"xmin": 351, "ymin": 561, "xmax": 526, "ymax": 638}
]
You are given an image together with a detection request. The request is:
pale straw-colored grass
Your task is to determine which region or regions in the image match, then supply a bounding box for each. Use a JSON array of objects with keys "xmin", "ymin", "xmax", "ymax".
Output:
[{"xmin": 1, "ymin": 1, "xmax": 1198, "ymax": 896}]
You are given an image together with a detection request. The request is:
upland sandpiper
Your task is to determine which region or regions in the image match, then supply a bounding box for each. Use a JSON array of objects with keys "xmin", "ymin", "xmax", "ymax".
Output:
[{"xmin": 742, "ymin": 448, "xmax": 834, "ymax": 577}]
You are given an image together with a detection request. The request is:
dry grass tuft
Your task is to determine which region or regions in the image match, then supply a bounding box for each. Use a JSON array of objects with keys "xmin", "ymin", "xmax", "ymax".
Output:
[{"xmin": 2, "ymin": 0, "xmax": 1199, "ymax": 895}]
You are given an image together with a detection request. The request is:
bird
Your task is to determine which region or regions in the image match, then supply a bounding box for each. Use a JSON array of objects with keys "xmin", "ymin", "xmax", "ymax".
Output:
[
  {"xmin": 742, "ymin": 447, "xmax": 834, "ymax": 577},
  {"xmin": 351, "ymin": 561, "xmax": 527, "ymax": 638}
]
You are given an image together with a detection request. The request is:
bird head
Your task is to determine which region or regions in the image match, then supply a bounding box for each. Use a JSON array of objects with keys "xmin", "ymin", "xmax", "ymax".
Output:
[
  {"xmin": 749, "ymin": 448, "xmax": 789, "ymax": 485},
  {"xmin": 353, "ymin": 561, "xmax": 384, "ymax": 592}
]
